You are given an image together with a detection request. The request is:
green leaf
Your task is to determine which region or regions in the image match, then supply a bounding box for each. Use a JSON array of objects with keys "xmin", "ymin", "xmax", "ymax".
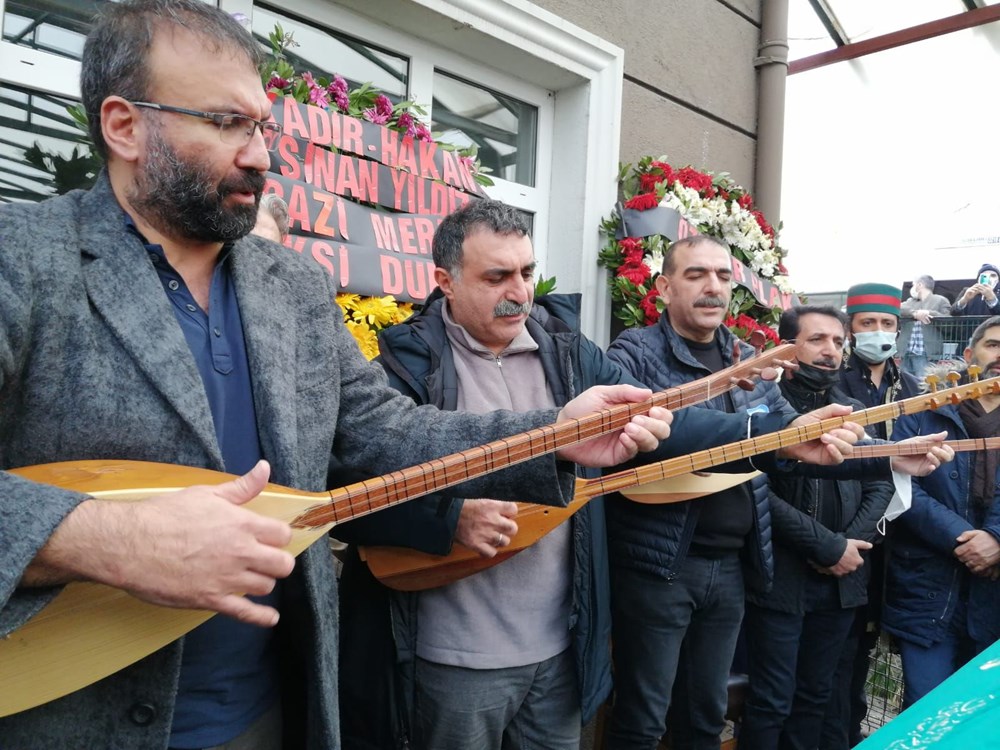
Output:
[{"xmin": 534, "ymin": 275, "xmax": 558, "ymax": 296}]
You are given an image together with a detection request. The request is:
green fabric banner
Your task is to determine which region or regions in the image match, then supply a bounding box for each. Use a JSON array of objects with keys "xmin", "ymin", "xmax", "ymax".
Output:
[{"xmin": 857, "ymin": 639, "xmax": 1000, "ymax": 749}]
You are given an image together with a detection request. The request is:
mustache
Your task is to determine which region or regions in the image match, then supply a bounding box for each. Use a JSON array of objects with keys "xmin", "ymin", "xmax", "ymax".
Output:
[
  {"xmin": 494, "ymin": 299, "xmax": 532, "ymax": 317},
  {"xmin": 217, "ymin": 169, "xmax": 266, "ymax": 200},
  {"xmin": 694, "ymin": 296, "xmax": 727, "ymax": 309},
  {"xmin": 811, "ymin": 358, "xmax": 840, "ymax": 369}
]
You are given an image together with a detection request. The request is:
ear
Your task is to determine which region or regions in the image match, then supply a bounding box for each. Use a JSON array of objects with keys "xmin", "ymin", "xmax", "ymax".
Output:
[
  {"xmin": 101, "ymin": 97, "xmax": 144, "ymax": 163},
  {"xmin": 964, "ymin": 347, "xmax": 974, "ymax": 365},
  {"xmin": 654, "ymin": 273, "xmax": 670, "ymax": 300},
  {"xmin": 434, "ymin": 267, "xmax": 455, "ymax": 300}
]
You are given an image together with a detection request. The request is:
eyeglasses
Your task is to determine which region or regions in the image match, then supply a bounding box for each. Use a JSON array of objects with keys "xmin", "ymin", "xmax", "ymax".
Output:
[{"xmin": 130, "ymin": 101, "xmax": 282, "ymax": 146}]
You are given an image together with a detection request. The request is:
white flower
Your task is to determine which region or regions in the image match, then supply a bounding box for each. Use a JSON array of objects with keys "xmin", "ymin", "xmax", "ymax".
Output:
[{"xmin": 643, "ymin": 249, "xmax": 664, "ymax": 276}]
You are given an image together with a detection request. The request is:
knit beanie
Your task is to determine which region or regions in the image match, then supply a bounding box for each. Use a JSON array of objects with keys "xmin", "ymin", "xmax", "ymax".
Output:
[
  {"xmin": 977, "ymin": 263, "xmax": 1000, "ymax": 277},
  {"xmin": 845, "ymin": 283, "xmax": 902, "ymax": 317}
]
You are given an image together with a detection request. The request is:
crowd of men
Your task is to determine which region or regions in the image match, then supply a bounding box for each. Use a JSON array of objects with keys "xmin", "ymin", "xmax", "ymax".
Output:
[{"xmin": 0, "ymin": 2, "xmax": 994, "ymax": 750}]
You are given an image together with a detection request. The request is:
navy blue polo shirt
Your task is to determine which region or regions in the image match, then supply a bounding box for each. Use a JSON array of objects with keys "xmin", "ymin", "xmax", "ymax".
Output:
[{"xmin": 129, "ymin": 219, "xmax": 279, "ymax": 748}]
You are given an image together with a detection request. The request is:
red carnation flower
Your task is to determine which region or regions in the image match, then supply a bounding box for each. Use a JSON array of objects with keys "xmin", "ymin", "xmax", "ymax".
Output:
[
  {"xmin": 622, "ymin": 248, "xmax": 645, "ymax": 266},
  {"xmin": 751, "ymin": 210, "xmax": 776, "ymax": 240},
  {"xmin": 640, "ymin": 289, "xmax": 661, "ymax": 326},
  {"xmin": 618, "ymin": 237, "xmax": 644, "ymax": 255},
  {"xmin": 639, "ymin": 161, "xmax": 676, "ymax": 192},
  {"xmin": 617, "ymin": 263, "xmax": 651, "ymax": 286},
  {"xmin": 639, "ymin": 173, "xmax": 660, "ymax": 192},
  {"xmin": 624, "ymin": 193, "xmax": 660, "ymax": 211},
  {"xmin": 650, "ymin": 161, "xmax": 675, "ymax": 181},
  {"xmin": 737, "ymin": 193, "xmax": 754, "ymax": 210},
  {"xmin": 675, "ymin": 167, "xmax": 713, "ymax": 195}
]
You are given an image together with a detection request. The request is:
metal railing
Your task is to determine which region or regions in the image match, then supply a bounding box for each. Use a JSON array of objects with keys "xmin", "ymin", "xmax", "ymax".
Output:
[{"xmin": 903, "ymin": 315, "xmax": 991, "ymax": 362}]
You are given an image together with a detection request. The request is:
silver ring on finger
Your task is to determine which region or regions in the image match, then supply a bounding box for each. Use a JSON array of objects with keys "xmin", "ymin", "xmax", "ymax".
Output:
[{"xmin": 495, "ymin": 533, "xmax": 504, "ymax": 547}]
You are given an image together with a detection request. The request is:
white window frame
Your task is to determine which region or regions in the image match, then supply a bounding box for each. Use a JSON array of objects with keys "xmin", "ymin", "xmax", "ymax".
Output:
[
  {"xmin": 244, "ymin": 0, "xmax": 554, "ymax": 271},
  {"xmin": 3, "ymin": 0, "xmax": 624, "ymax": 343}
]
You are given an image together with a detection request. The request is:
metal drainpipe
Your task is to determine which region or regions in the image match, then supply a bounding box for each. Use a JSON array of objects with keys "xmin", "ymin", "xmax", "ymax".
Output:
[{"xmin": 753, "ymin": 0, "xmax": 790, "ymax": 227}]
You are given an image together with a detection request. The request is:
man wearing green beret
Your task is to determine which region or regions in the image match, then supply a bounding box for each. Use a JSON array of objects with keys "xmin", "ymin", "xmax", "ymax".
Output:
[{"xmin": 821, "ymin": 282, "xmax": 920, "ymax": 749}]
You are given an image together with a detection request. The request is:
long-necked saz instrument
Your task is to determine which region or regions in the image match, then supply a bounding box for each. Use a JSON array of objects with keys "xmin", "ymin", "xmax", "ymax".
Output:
[
  {"xmin": 0, "ymin": 343, "xmax": 791, "ymax": 717},
  {"xmin": 364, "ymin": 370, "xmax": 1000, "ymax": 591},
  {"xmin": 2, "ymin": 360, "xmax": 994, "ymax": 716}
]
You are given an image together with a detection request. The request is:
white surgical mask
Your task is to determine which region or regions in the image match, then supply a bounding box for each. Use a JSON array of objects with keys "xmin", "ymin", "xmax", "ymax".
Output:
[{"xmin": 853, "ymin": 330, "xmax": 898, "ymax": 364}]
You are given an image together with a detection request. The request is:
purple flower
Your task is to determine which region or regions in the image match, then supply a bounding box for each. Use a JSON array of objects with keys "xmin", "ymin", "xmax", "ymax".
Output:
[
  {"xmin": 362, "ymin": 107, "xmax": 389, "ymax": 124},
  {"xmin": 413, "ymin": 123, "xmax": 433, "ymax": 142},
  {"xmin": 301, "ymin": 71, "xmax": 329, "ymax": 108},
  {"xmin": 328, "ymin": 75, "xmax": 349, "ymax": 97},
  {"xmin": 396, "ymin": 112, "xmax": 414, "ymax": 133},
  {"xmin": 267, "ymin": 73, "xmax": 291, "ymax": 91},
  {"xmin": 458, "ymin": 155, "xmax": 475, "ymax": 170},
  {"xmin": 309, "ymin": 88, "xmax": 330, "ymax": 108},
  {"xmin": 333, "ymin": 90, "xmax": 350, "ymax": 113},
  {"xmin": 363, "ymin": 95, "xmax": 394, "ymax": 124},
  {"xmin": 374, "ymin": 94, "xmax": 393, "ymax": 119}
]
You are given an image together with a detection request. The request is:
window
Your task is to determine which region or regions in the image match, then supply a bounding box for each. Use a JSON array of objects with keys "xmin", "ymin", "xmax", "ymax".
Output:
[
  {"xmin": 1, "ymin": 0, "xmax": 102, "ymax": 61},
  {"xmin": 252, "ymin": 5, "xmax": 408, "ymax": 99},
  {"xmin": 252, "ymin": 0, "xmax": 552, "ymax": 244},
  {"xmin": 1, "ymin": 0, "xmax": 622, "ymax": 340},
  {"xmin": 0, "ymin": 84, "xmax": 89, "ymax": 202},
  {"xmin": 432, "ymin": 71, "xmax": 538, "ymax": 187}
]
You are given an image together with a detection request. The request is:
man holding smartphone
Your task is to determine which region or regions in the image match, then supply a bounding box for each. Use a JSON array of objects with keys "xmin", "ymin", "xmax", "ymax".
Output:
[{"xmin": 952, "ymin": 263, "xmax": 1000, "ymax": 317}]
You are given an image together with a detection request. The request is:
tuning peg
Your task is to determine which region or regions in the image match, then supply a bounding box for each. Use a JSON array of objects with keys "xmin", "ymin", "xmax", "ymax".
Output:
[
  {"xmin": 734, "ymin": 377, "xmax": 755, "ymax": 391},
  {"xmin": 968, "ymin": 364, "xmax": 983, "ymax": 382},
  {"xmin": 928, "ymin": 396, "xmax": 944, "ymax": 410},
  {"xmin": 946, "ymin": 371, "xmax": 962, "ymax": 389},
  {"xmin": 925, "ymin": 374, "xmax": 940, "ymax": 393},
  {"xmin": 757, "ymin": 366, "xmax": 779, "ymax": 383},
  {"xmin": 776, "ymin": 359, "xmax": 799, "ymax": 372}
]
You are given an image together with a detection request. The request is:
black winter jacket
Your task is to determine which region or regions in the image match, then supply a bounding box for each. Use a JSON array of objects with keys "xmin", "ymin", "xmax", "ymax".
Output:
[
  {"xmin": 839, "ymin": 352, "xmax": 920, "ymax": 440},
  {"xmin": 605, "ymin": 312, "xmax": 800, "ymax": 593},
  {"xmin": 748, "ymin": 378, "xmax": 895, "ymax": 614},
  {"xmin": 338, "ymin": 291, "xmax": 639, "ymax": 742}
]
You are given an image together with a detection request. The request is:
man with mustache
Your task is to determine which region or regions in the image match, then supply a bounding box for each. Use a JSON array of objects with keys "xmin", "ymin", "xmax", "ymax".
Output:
[
  {"xmin": 335, "ymin": 202, "xmax": 871, "ymax": 750},
  {"xmin": 602, "ymin": 234, "xmax": 802, "ymax": 750},
  {"xmin": 601, "ymin": 237, "xmax": 950, "ymax": 750},
  {"xmin": 739, "ymin": 306, "xmax": 894, "ymax": 750},
  {"xmin": 883, "ymin": 316, "xmax": 1000, "ymax": 709},
  {"xmin": 0, "ymin": 3, "xmax": 681, "ymax": 748}
]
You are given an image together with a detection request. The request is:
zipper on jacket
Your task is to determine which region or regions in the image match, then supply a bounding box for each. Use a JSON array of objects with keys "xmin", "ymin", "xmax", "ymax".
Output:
[{"xmin": 495, "ymin": 355, "xmax": 502, "ymax": 369}]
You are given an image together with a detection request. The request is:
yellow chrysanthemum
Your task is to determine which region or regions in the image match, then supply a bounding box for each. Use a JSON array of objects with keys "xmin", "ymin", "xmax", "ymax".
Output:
[
  {"xmin": 353, "ymin": 295, "xmax": 399, "ymax": 327},
  {"xmin": 392, "ymin": 302, "xmax": 415, "ymax": 324},
  {"xmin": 336, "ymin": 293, "xmax": 362, "ymax": 313},
  {"xmin": 345, "ymin": 319, "xmax": 380, "ymax": 360}
]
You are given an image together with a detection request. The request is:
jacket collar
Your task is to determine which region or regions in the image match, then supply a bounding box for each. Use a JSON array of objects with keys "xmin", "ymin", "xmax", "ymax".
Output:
[
  {"xmin": 655, "ymin": 309, "xmax": 746, "ymax": 371},
  {"xmin": 78, "ymin": 172, "xmax": 296, "ymax": 476},
  {"xmin": 79, "ymin": 173, "xmax": 222, "ymax": 466}
]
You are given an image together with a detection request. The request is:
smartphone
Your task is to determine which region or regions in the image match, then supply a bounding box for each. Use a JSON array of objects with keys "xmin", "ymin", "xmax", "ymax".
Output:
[{"xmin": 980, "ymin": 273, "xmax": 991, "ymax": 285}]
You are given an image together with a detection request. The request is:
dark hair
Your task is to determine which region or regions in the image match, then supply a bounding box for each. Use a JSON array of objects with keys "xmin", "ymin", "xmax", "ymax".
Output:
[
  {"xmin": 81, "ymin": 0, "xmax": 263, "ymax": 159},
  {"xmin": 968, "ymin": 315, "xmax": 1000, "ymax": 349},
  {"xmin": 661, "ymin": 235, "xmax": 730, "ymax": 275},
  {"xmin": 915, "ymin": 274, "xmax": 935, "ymax": 291},
  {"xmin": 432, "ymin": 199, "xmax": 529, "ymax": 274},
  {"xmin": 778, "ymin": 305, "xmax": 849, "ymax": 341}
]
